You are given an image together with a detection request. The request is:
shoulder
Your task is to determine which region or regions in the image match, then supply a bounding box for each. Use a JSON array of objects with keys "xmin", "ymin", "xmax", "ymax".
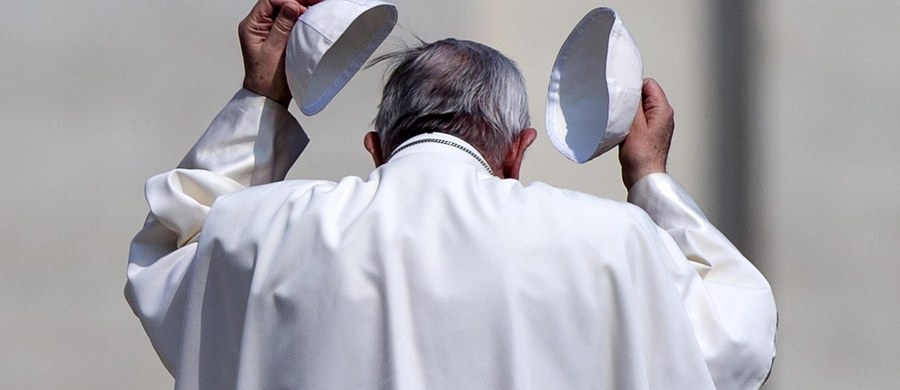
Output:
[
  {"xmin": 200, "ymin": 176, "xmax": 375, "ymax": 247},
  {"xmin": 208, "ymin": 177, "xmax": 368, "ymax": 226},
  {"xmin": 218, "ymin": 179, "xmax": 334, "ymax": 207},
  {"xmin": 482, "ymin": 178, "xmax": 658, "ymax": 238},
  {"xmin": 514, "ymin": 180, "xmax": 650, "ymax": 220},
  {"xmin": 476, "ymin": 179, "xmax": 672, "ymax": 279}
]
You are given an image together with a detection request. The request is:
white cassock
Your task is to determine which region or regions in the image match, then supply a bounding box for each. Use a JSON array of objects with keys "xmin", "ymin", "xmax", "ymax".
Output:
[{"xmin": 127, "ymin": 89, "xmax": 777, "ymax": 390}]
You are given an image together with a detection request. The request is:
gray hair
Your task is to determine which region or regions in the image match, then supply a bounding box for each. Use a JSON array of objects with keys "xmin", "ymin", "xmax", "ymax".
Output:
[{"xmin": 370, "ymin": 39, "xmax": 530, "ymax": 168}]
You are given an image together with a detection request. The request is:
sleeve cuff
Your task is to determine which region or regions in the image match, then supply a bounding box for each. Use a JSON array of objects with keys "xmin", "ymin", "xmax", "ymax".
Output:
[
  {"xmin": 626, "ymin": 173, "xmax": 710, "ymax": 232},
  {"xmin": 237, "ymin": 88, "xmax": 289, "ymax": 108},
  {"xmin": 178, "ymin": 88, "xmax": 309, "ymax": 187}
]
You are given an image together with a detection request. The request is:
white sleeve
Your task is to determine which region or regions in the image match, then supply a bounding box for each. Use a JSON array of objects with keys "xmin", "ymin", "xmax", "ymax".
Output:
[
  {"xmin": 628, "ymin": 173, "xmax": 777, "ymax": 390},
  {"xmin": 125, "ymin": 89, "xmax": 308, "ymax": 373}
]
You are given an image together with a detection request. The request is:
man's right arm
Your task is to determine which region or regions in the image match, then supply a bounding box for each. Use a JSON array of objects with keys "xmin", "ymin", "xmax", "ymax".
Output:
[
  {"xmin": 125, "ymin": 0, "xmax": 317, "ymax": 373},
  {"xmin": 126, "ymin": 88, "xmax": 308, "ymax": 373}
]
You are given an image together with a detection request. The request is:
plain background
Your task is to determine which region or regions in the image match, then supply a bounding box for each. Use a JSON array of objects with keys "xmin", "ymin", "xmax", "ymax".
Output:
[{"xmin": 1, "ymin": 0, "xmax": 898, "ymax": 388}]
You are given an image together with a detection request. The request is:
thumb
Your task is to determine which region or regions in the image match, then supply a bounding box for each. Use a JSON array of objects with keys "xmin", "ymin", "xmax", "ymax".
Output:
[
  {"xmin": 632, "ymin": 94, "xmax": 646, "ymax": 127},
  {"xmin": 640, "ymin": 78, "xmax": 672, "ymax": 125},
  {"xmin": 641, "ymin": 79, "xmax": 669, "ymax": 113},
  {"xmin": 626, "ymin": 93, "xmax": 646, "ymax": 138},
  {"xmin": 267, "ymin": 2, "xmax": 302, "ymax": 48}
]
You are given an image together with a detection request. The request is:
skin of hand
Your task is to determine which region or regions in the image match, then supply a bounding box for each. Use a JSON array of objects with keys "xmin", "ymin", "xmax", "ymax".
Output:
[
  {"xmin": 239, "ymin": 0, "xmax": 323, "ymax": 108},
  {"xmin": 618, "ymin": 78, "xmax": 676, "ymax": 189}
]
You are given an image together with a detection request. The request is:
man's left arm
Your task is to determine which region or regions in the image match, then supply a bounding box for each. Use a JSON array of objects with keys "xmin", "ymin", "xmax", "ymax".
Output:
[
  {"xmin": 620, "ymin": 79, "xmax": 776, "ymax": 389},
  {"xmin": 628, "ymin": 173, "xmax": 777, "ymax": 389}
]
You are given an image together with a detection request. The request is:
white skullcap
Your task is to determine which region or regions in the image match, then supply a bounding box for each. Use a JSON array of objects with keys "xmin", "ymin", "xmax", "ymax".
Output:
[
  {"xmin": 286, "ymin": 0, "xmax": 397, "ymax": 116},
  {"xmin": 546, "ymin": 7, "xmax": 643, "ymax": 163}
]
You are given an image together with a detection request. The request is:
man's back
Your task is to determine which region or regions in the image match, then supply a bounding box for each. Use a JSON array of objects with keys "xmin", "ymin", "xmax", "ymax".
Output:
[
  {"xmin": 128, "ymin": 91, "xmax": 774, "ymax": 389},
  {"xmin": 128, "ymin": 5, "xmax": 776, "ymax": 386},
  {"xmin": 183, "ymin": 132, "xmax": 714, "ymax": 388}
]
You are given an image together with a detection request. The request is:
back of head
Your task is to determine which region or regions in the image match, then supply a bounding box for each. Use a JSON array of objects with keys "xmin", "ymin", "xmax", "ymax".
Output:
[{"xmin": 372, "ymin": 39, "xmax": 530, "ymax": 168}]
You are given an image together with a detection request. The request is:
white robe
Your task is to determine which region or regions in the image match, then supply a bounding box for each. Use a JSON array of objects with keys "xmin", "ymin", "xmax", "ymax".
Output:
[{"xmin": 127, "ymin": 89, "xmax": 776, "ymax": 389}]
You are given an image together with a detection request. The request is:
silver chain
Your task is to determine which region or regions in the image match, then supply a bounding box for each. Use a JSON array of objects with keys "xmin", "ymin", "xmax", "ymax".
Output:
[{"xmin": 388, "ymin": 138, "xmax": 494, "ymax": 175}]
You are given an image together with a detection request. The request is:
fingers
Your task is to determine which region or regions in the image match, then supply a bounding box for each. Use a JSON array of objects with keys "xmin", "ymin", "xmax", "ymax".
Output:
[
  {"xmin": 239, "ymin": 0, "xmax": 306, "ymax": 106},
  {"xmin": 240, "ymin": 0, "xmax": 303, "ymax": 40},
  {"xmin": 267, "ymin": 2, "xmax": 303, "ymax": 49},
  {"xmin": 239, "ymin": 1, "xmax": 274, "ymax": 47},
  {"xmin": 243, "ymin": 0, "xmax": 277, "ymax": 28}
]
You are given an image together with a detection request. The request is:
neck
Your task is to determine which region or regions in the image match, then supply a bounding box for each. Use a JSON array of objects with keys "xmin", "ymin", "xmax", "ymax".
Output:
[{"xmin": 388, "ymin": 133, "xmax": 495, "ymax": 176}]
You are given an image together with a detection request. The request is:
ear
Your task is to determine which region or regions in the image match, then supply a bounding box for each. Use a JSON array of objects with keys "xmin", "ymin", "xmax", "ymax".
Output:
[
  {"xmin": 364, "ymin": 131, "xmax": 386, "ymax": 167},
  {"xmin": 501, "ymin": 128, "xmax": 537, "ymax": 180}
]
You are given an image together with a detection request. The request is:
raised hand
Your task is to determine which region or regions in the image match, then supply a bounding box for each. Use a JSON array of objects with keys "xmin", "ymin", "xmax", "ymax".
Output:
[
  {"xmin": 238, "ymin": 0, "xmax": 322, "ymax": 107},
  {"xmin": 618, "ymin": 78, "xmax": 675, "ymax": 189}
]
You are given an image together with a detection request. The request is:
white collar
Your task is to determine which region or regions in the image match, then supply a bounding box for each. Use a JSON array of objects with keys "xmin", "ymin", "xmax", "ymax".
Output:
[{"xmin": 387, "ymin": 133, "xmax": 494, "ymax": 175}]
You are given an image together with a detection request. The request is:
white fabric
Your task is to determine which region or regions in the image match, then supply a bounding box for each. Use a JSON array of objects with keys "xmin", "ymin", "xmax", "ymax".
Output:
[
  {"xmin": 285, "ymin": 0, "xmax": 397, "ymax": 116},
  {"xmin": 127, "ymin": 90, "xmax": 776, "ymax": 389},
  {"xmin": 546, "ymin": 7, "xmax": 643, "ymax": 163}
]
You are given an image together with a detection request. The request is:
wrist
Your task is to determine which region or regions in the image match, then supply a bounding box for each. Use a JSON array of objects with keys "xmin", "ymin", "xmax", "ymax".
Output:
[
  {"xmin": 622, "ymin": 161, "xmax": 666, "ymax": 190},
  {"xmin": 242, "ymin": 79, "xmax": 292, "ymax": 109}
]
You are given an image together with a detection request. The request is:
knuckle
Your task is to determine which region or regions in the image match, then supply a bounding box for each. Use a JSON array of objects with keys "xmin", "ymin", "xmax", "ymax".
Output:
[{"xmin": 274, "ymin": 19, "xmax": 291, "ymax": 33}]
